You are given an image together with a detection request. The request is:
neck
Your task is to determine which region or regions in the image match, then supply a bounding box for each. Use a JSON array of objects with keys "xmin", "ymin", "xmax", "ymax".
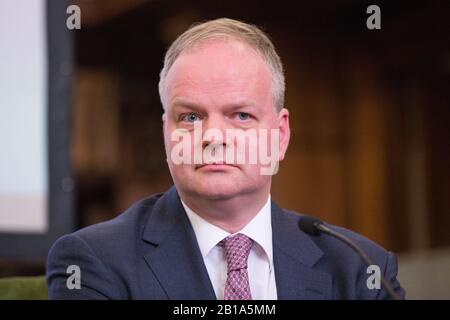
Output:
[{"xmin": 179, "ymin": 186, "xmax": 271, "ymax": 234}]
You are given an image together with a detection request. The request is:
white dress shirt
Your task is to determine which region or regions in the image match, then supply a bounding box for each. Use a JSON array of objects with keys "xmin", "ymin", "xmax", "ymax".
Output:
[{"xmin": 181, "ymin": 196, "xmax": 278, "ymax": 300}]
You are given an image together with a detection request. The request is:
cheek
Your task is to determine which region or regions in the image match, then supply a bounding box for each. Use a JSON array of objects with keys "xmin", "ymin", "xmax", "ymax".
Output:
[
  {"xmin": 164, "ymin": 123, "xmax": 181, "ymax": 149},
  {"xmin": 163, "ymin": 123, "xmax": 171, "ymax": 146}
]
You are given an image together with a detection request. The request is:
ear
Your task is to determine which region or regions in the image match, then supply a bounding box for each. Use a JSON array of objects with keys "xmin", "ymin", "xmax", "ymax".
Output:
[
  {"xmin": 162, "ymin": 112, "xmax": 166, "ymax": 132},
  {"xmin": 277, "ymin": 108, "xmax": 290, "ymax": 161},
  {"xmin": 161, "ymin": 112, "xmax": 169, "ymax": 163}
]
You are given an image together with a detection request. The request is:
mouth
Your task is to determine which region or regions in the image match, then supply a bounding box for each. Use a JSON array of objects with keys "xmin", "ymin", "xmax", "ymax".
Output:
[{"xmin": 195, "ymin": 163, "xmax": 239, "ymax": 171}]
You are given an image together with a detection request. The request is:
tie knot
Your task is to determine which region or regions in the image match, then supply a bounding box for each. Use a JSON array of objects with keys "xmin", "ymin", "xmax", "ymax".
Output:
[{"xmin": 219, "ymin": 233, "xmax": 253, "ymax": 272}]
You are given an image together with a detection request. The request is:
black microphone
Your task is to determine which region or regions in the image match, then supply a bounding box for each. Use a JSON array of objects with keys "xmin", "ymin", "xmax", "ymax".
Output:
[{"xmin": 298, "ymin": 216, "xmax": 401, "ymax": 300}]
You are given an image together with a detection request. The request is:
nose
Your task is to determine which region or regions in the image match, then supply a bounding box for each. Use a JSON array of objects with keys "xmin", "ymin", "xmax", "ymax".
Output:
[{"xmin": 201, "ymin": 114, "xmax": 228, "ymax": 149}]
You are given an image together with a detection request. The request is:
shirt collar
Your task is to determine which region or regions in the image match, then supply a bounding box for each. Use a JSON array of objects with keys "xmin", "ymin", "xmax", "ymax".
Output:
[{"xmin": 181, "ymin": 196, "xmax": 273, "ymax": 267}]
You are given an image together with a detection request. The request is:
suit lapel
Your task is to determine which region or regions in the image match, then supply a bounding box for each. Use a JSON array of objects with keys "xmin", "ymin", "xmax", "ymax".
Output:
[
  {"xmin": 140, "ymin": 186, "xmax": 332, "ymax": 300},
  {"xmin": 271, "ymin": 202, "xmax": 333, "ymax": 299},
  {"xmin": 141, "ymin": 186, "xmax": 216, "ymax": 300}
]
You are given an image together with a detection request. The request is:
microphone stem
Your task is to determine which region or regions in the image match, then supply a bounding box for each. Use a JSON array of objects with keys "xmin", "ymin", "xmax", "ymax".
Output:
[{"xmin": 316, "ymin": 223, "xmax": 401, "ymax": 300}]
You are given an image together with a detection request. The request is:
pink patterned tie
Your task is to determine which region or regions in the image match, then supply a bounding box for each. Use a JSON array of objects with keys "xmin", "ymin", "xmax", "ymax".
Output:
[{"xmin": 219, "ymin": 233, "xmax": 254, "ymax": 300}]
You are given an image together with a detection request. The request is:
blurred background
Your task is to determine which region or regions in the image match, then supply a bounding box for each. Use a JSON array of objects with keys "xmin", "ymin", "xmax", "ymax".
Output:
[{"xmin": 0, "ymin": 0, "xmax": 449, "ymax": 299}]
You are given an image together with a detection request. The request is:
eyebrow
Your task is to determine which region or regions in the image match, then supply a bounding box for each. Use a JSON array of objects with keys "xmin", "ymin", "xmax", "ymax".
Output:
[
  {"xmin": 171, "ymin": 99, "xmax": 204, "ymax": 111},
  {"xmin": 171, "ymin": 98, "xmax": 259, "ymax": 113}
]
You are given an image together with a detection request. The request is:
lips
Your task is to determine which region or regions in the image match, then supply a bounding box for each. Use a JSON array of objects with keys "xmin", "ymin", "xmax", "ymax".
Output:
[{"xmin": 195, "ymin": 162, "xmax": 238, "ymax": 170}]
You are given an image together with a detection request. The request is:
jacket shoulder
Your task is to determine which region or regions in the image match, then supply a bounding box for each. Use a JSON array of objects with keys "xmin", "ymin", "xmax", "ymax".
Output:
[
  {"xmin": 69, "ymin": 192, "xmax": 163, "ymax": 247},
  {"xmin": 46, "ymin": 193, "xmax": 164, "ymax": 299}
]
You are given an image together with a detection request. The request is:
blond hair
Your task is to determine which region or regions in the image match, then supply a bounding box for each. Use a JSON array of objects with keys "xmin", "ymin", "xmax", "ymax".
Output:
[{"xmin": 158, "ymin": 18, "xmax": 285, "ymax": 111}]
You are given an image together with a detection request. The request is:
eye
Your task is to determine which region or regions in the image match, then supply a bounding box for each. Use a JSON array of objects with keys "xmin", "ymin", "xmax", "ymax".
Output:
[
  {"xmin": 236, "ymin": 112, "xmax": 251, "ymax": 121},
  {"xmin": 181, "ymin": 113, "xmax": 201, "ymax": 123}
]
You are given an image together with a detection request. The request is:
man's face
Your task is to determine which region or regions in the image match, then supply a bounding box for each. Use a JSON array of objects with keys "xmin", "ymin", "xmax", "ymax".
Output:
[{"xmin": 162, "ymin": 39, "xmax": 290, "ymax": 200}]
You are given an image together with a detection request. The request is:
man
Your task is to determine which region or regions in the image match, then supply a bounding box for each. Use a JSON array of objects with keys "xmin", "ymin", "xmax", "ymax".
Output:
[{"xmin": 46, "ymin": 18, "xmax": 405, "ymax": 299}]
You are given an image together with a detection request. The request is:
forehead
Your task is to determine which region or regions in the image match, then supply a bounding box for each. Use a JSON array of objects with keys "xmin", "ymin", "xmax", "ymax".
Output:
[{"xmin": 163, "ymin": 39, "xmax": 273, "ymax": 110}]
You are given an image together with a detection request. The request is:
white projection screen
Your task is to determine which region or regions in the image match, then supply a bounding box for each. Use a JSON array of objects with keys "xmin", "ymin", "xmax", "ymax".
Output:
[
  {"xmin": 0, "ymin": 0, "xmax": 74, "ymax": 259},
  {"xmin": 0, "ymin": 0, "xmax": 48, "ymax": 234}
]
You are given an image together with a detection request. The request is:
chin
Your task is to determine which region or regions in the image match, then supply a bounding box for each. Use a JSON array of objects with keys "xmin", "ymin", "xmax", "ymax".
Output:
[
  {"xmin": 175, "ymin": 176, "xmax": 244, "ymax": 200},
  {"xmin": 194, "ymin": 180, "xmax": 242, "ymax": 200}
]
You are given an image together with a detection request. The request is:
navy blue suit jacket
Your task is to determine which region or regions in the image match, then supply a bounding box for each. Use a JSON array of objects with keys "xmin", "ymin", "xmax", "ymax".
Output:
[{"xmin": 46, "ymin": 186, "xmax": 405, "ymax": 299}]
